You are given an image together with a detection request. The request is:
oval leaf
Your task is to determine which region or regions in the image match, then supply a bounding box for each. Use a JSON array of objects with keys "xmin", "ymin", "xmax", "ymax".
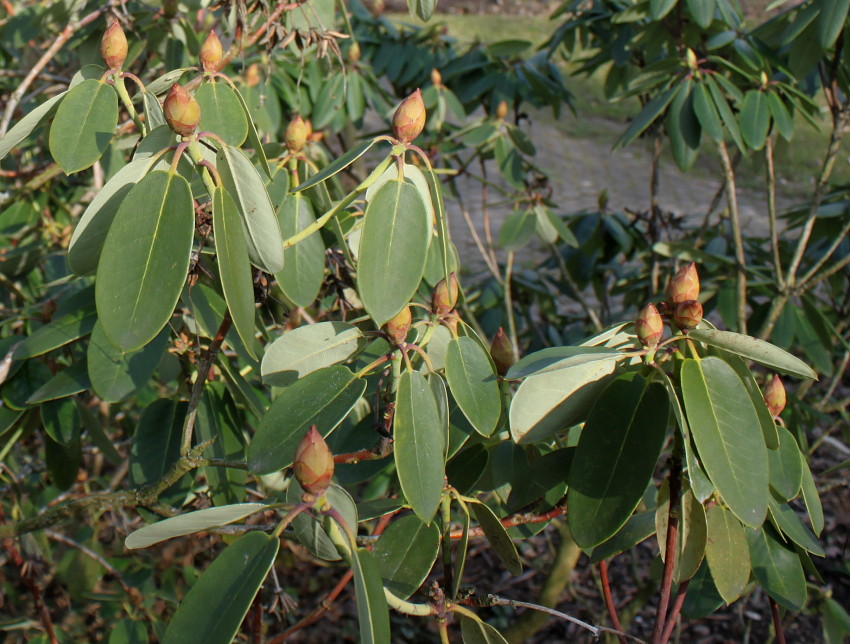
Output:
[
  {"xmin": 351, "ymin": 548, "xmax": 391, "ymax": 644},
  {"xmin": 458, "ymin": 614, "xmax": 510, "ymax": 644},
  {"xmin": 445, "ymin": 337, "xmax": 501, "ymax": 437},
  {"xmin": 87, "ymin": 322, "xmax": 169, "ymax": 403},
  {"xmin": 162, "ymin": 532, "xmax": 279, "ymax": 644},
  {"xmin": 747, "ymin": 525, "xmax": 806, "ymax": 611},
  {"xmin": 262, "ymin": 321, "xmax": 362, "ymax": 387},
  {"xmin": 358, "ymin": 179, "xmax": 430, "ymax": 327},
  {"xmin": 681, "ymin": 357, "xmax": 768, "ymax": 528},
  {"xmin": 469, "ymin": 501, "xmax": 522, "ymax": 575},
  {"xmin": 49, "ymin": 79, "xmax": 118, "ymax": 173},
  {"xmin": 196, "ymin": 82, "xmax": 248, "ymax": 146},
  {"xmin": 373, "ymin": 514, "xmax": 440, "ymax": 600},
  {"xmin": 125, "ymin": 503, "xmax": 268, "ymax": 549},
  {"xmin": 768, "ymin": 425, "xmax": 803, "ymax": 501},
  {"xmin": 275, "ymin": 193, "xmax": 326, "ymax": 307},
  {"xmin": 705, "ymin": 504, "xmax": 750, "ymax": 604},
  {"xmin": 0, "ymin": 91, "xmax": 66, "ymax": 161},
  {"xmin": 96, "ymin": 171, "xmax": 194, "ymax": 351},
  {"xmin": 394, "ymin": 370, "xmax": 444, "ymax": 523},
  {"xmin": 247, "ymin": 365, "xmax": 365, "ymax": 474}
]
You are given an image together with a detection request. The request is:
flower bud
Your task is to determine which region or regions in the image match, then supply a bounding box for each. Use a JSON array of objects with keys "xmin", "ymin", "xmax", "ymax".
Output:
[
  {"xmin": 285, "ymin": 115, "xmax": 308, "ymax": 153},
  {"xmin": 348, "ymin": 41, "xmax": 361, "ymax": 63},
  {"xmin": 200, "ymin": 31, "xmax": 223, "ymax": 73},
  {"xmin": 245, "ymin": 63, "xmax": 261, "ymax": 88},
  {"xmin": 431, "ymin": 68, "xmax": 442, "ymax": 88},
  {"xmin": 496, "ymin": 100, "xmax": 508, "ymax": 120},
  {"xmin": 392, "ymin": 89, "xmax": 426, "ymax": 143},
  {"xmin": 763, "ymin": 375, "xmax": 786, "ymax": 418},
  {"xmin": 385, "ymin": 306, "xmax": 412, "ymax": 344},
  {"xmin": 672, "ymin": 300, "xmax": 703, "ymax": 330},
  {"xmin": 293, "ymin": 426, "xmax": 334, "ymax": 497},
  {"xmin": 432, "ymin": 273, "xmax": 459, "ymax": 315},
  {"xmin": 635, "ymin": 303, "xmax": 664, "ymax": 347},
  {"xmin": 667, "ymin": 262, "xmax": 700, "ymax": 304},
  {"xmin": 490, "ymin": 327, "xmax": 516, "ymax": 376},
  {"xmin": 164, "ymin": 84, "xmax": 201, "ymax": 136},
  {"xmin": 101, "ymin": 21, "xmax": 128, "ymax": 71}
]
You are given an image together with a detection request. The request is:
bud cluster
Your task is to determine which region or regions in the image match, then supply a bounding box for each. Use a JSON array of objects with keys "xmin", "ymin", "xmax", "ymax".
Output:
[{"xmin": 634, "ymin": 262, "xmax": 704, "ymax": 349}]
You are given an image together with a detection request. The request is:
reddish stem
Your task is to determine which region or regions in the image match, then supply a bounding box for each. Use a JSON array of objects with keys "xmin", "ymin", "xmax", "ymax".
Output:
[
  {"xmin": 770, "ymin": 598, "xmax": 788, "ymax": 644},
  {"xmin": 449, "ymin": 505, "xmax": 565, "ymax": 539},
  {"xmin": 599, "ymin": 560, "xmax": 627, "ymax": 644},
  {"xmin": 650, "ymin": 453, "xmax": 682, "ymax": 644},
  {"xmin": 659, "ymin": 579, "xmax": 690, "ymax": 643}
]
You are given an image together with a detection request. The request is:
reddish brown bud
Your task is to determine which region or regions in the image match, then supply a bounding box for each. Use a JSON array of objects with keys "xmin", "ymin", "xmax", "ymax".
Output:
[
  {"xmin": 490, "ymin": 327, "xmax": 516, "ymax": 376},
  {"xmin": 431, "ymin": 68, "xmax": 442, "ymax": 88},
  {"xmin": 392, "ymin": 89, "xmax": 426, "ymax": 143},
  {"xmin": 432, "ymin": 273, "xmax": 459, "ymax": 315},
  {"xmin": 244, "ymin": 63, "xmax": 261, "ymax": 88},
  {"xmin": 763, "ymin": 375, "xmax": 786, "ymax": 418},
  {"xmin": 200, "ymin": 31, "xmax": 223, "ymax": 73},
  {"xmin": 164, "ymin": 84, "xmax": 201, "ymax": 136},
  {"xmin": 101, "ymin": 21, "xmax": 128, "ymax": 71},
  {"xmin": 635, "ymin": 303, "xmax": 664, "ymax": 347},
  {"xmin": 385, "ymin": 306, "xmax": 412, "ymax": 344},
  {"xmin": 286, "ymin": 115, "xmax": 308, "ymax": 152},
  {"xmin": 667, "ymin": 262, "xmax": 700, "ymax": 304},
  {"xmin": 348, "ymin": 41, "xmax": 361, "ymax": 63},
  {"xmin": 496, "ymin": 100, "xmax": 509, "ymax": 120},
  {"xmin": 293, "ymin": 426, "xmax": 334, "ymax": 497},
  {"xmin": 673, "ymin": 300, "xmax": 703, "ymax": 330}
]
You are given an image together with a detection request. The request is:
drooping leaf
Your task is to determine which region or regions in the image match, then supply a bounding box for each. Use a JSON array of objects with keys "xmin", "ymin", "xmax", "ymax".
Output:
[
  {"xmin": 217, "ymin": 144, "xmax": 284, "ymax": 273},
  {"xmin": 248, "ymin": 366, "xmax": 365, "ymax": 474},
  {"xmin": 196, "ymin": 383, "xmax": 247, "ymax": 506},
  {"xmin": 688, "ymin": 329, "xmax": 817, "ymax": 380},
  {"xmin": 275, "ymin": 193, "xmax": 326, "ymax": 308},
  {"xmin": 568, "ymin": 376, "xmax": 669, "ymax": 548},
  {"xmin": 740, "ymin": 90, "xmax": 770, "ymax": 151},
  {"xmin": 589, "ymin": 510, "xmax": 656, "ymax": 563},
  {"xmin": 125, "ymin": 504, "xmax": 268, "ymax": 549},
  {"xmin": 351, "ymin": 548, "xmax": 391, "ymax": 644},
  {"xmin": 26, "ymin": 362, "xmax": 91, "ymax": 404},
  {"xmin": 372, "ymin": 514, "xmax": 440, "ymax": 599},
  {"xmin": 213, "ymin": 186, "xmax": 257, "ymax": 358},
  {"xmin": 681, "ymin": 357, "xmax": 768, "ymax": 528},
  {"xmin": 287, "ymin": 482, "xmax": 358, "ymax": 561},
  {"xmin": 394, "ymin": 370, "xmax": 444, "ymax": 523},
  {"xmin": 0, "ymin": 91, "xmax": 66, "ymax": 161},
  {"xmin": 704, "ymin": 503, "xmax": 750, "ymax": 604},
  {"xmin": 767, "ymin": 497, "xmax": 824, "ymax": 557},
  {"xmin": 128, "ymin": 399, "xmax": 187, "ymax": 497},
  {"xmin": 13, "ymin": 307, "xmax": 97, "ymax": 359},
  {"xmin": 747, "ymin": 525, "xmax": 806, "ymax": 611},
  {"xmin": 469, "ymin": 501, "xmax": 522, "ymax": 576},
  {"xmin": 96, "ymin": 171, "xmax": 194, "ymax": 352},
  {"xmin": 49, "ymin": 79, "xmax": 118, "ymax": 173},
  {"xmin": 458, "ymin": 614, "xmax": 510, "ymax": 644},
  {"xmin": 293, "ymin": 139, "xmax": 376, "ymax": 192},
  {"xmin": 687, "ymin": 0, "xmax": 716, "ymax": 27},
  {"xmin": 262, "ymin": 321, "xmax": 362, "ymax": 387},
  {"xmin": 614, "ymin": 84, "xmax": 678, "ymax": 149},
  {"xmin": 162, "ymin": 532, "xmax": 279, "ymax": 644},
  {"xmin": 667, "ymin": 79, "xmax": 701, "ymax": 171},
  {"xmin": 817, "ymin": 0, "xmax": 850, "ymax": 48},
  {"xmin": 445, "ymin": 336, "xmax": 501, "ymax": 437},
  {"xmin": 768, "ymin": 425, "xmax": 803, "ymax": 501},
  {"xmin": 800, "ymin": 459, "xmax": 824, "ymax": 536},
  {"xmin": 656, "ymin": 485, "xmax": 707, "ymax": 583},
  {"xmin": 196, "ymin": 82, "xmax": 248, "ymax": 146},
  {"xmin": 357, "ymin": 179, "xmax": 430, "ymax": 326},
  {"xmin": 650, "ymin": 0, "xmax": 678, "ymax": 19},
  {"xmin": 41, "ymin": 398, "xmax": 80, "ymax": 447},
  {"xmin": 87, "ymin": 322, "xmax": 169, "ymax": 403}
]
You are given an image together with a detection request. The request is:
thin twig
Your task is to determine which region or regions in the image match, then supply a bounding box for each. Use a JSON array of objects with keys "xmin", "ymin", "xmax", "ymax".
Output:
[
  {"xmin": 764, "ymin": 136, "xmax": 783, "ymax": 288},
  {"xmin": 659, "ymin": 579, "xmax": 689, "ymax": 644},
  {"xmin": 650, "ymin": 446, "xmax": 682, "ymax": 644},
  {"xmin": 449, "ymin": 505, "xmax": 565, "ymax": 539},
  {"xmin": 599, "ymin": 560, "xmax": 627, "ymax": 644},
  {"xmin": 770, "ymin": 597, "xmax": 787, "ymax": 644},
  {"xmin": 718, "ymin": 140, "xmax": 747, "ymax": 334}
]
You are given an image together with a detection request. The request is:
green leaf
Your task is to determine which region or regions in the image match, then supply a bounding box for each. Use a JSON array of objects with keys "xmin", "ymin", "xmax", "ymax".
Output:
[
  {"xmin": 351, "ymin": 548, "xmax": 391, "ymax": 644},
  {"xmin": 248, "ymin": 365, "xmax": 364, "ymax": 473},
  {"xmin": 287, "ymin": 482, "xmax": 357, "ymax": 561},
  {"xmin": 409, "ymin": 0, "xmax": 437, "ymax": 21},
  {"xmin": 445, "ymin": 337, "xmax": 501, "ymax": 437},
  {"xmin": 688, "ymin": 329, "xmax": 816, "ymax": 380},
  {"xmin": 162, "ymin": 532, "xmax": 279, "ymax": 644},
  {"xmin": 817, "ymin": 0, "xmax": 850, "ymax": 48},
  {"xmin": 68, "ymin": 156, "xmax": 157, "ymax": 275},
  {"xmin": 469, "ymin": 501, "xmax": 522, "ymax": 575},
  {"xmin": 45, "ymin": 433, "xmax": 80, "ymax": 490},
  {"xmin": 452, "ymin": 501, "xmax": 471, "ymax": 599},
  {"xmin": 687, "ymin": 0, "xmax": 716, "ymax": 27},
  {"xmin": 196, "ymin": 82, "xmax": 248, "ymax": 146},
  {"xmin": 13, "ymin": 307, "xmax": 97, "ymax": 359},
  {"xmin": 293, "ymin": 139, "xmax": 377, "ymax": 192},
  {"xmin": 358, "ymin": 179, "xmax": 430, "ymax": 326},
  {"xmin": 667, "ymin": 80, "xmax": 701, "ymax": 171},
  {"xmin": 275, "ymin": 193, "xmax": 325, "ymax": 308},
  {"xmin": 125, "ymin": 504, "xmax": 268, "ymax": 549},
  {"xmin": 716, "ymin": 350, "xmax": 780, "ymax": 450},
  {"xmin": 217, "ymin": 144, "xmax": 284, "ymax": 274},
  {"xmin": 589, "ymin": 510, "xmax": 656, "ymax": 563},
  {"xmin": 213, "ymin": 186, "xmax": 257, "ymax": 359},
  {"xmin": 229, "ymin": 82, "xmax": 271, "ymax": 178},
  {"xmin": 196, "ymin": 384, "xmax": 246, "ymax": 506},
  {"xmin": 394, "ymin": 370, "xmax": 444, "ymax": 523},
  {"xmin": 26, "ymin": 362, "xmax": 90, "ymax": 404},
  {"xmin": 704, "ymin": 504, "xmax": 750, "ymax": 604},
  {"xmin": 682, "ymin": 561, "xmax": 725, "ymax": 619},
  {"xmin": 508, "ymin": 356, "xmax": 618, "ymax": 444},
  {"xmin": 768, "ymin": 497, "xmax": 824, "ymax": 556},
  {"xmin": 3, "ymin": 360, "xmax": 52, "ymax": 410},
  {"xmin": 740, "ymin": 90, "xmax": 770, "ymax": 151},
  {"xmin": 49, "ymin": 79, "xmax": 118, "ymax": 173},
  {"xmin": 262, "ymin": 321, "xmax": 362, "ymax": 387},
  {"xmin": 142, "ymin": 91, "xmax": 165, "ymax": 130},
  {"xmin": 87, "ymin": 322, "xmax": 169, "ymax": 402},
  {"xmin": 96, "ymin": 170, "xmax": 194, "ymax": 352},
  {"xmin": 747, "ymin": 525, "xmax": 806, "ymax": 611},
  {"xmin": 507, "ymin": 347, "xmax": 622, "ymax": 380},
  {"xmin": 768, "ymin": 425, "xmax": 803, "ymax": 501},
  {"xmin": 568, "ymin": 376, "xmax": 669, "ymax": 548},
  {"xmin": 129, "ymin": 398, "xmax": 187, "ymax": 488},
  {"xmin": 498, "ymin": 209, "xmax": 537, "ymax": 251},
  {"xmin": 693, "ymin": 82, "xmax": 724, "ymax": 142},
  {"xmin": 681, "ymin": 357, "xmax": 768, "ymax": 528},
  {"xmin": 766, "ymin": 92, "xmax": 794, "ymax": 141},
  {"xmin": 650, "ymin": 0, "xmax": 678, "ymax": 19},
  {"xmin": 704, "ymin": 75, "xmax": 745, "ymax": 152},
  {"xmin": 0, "ymin": 91, "xmax": 66, "ymax": 161},
  {"xmin": 656, "ymin": 486, "xmax": 707, "ymax": 583},
  {"xmin": 458, "ymin": 614, "xmax": 510, "ymax": 644},
  {"xmin": 373, "ymin": 514, "xmax": 440, "ymax": 599},
  {"xmin": 41, "ymin": 398, "xmax": 80, "ymax": 447},
  {"xmin": 615, "ymin": 84, "xmax": 677, "ymax": 149},
  {"xmin": 800, "ymin": 459, "xmax": 824, "ymax": 536}
]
